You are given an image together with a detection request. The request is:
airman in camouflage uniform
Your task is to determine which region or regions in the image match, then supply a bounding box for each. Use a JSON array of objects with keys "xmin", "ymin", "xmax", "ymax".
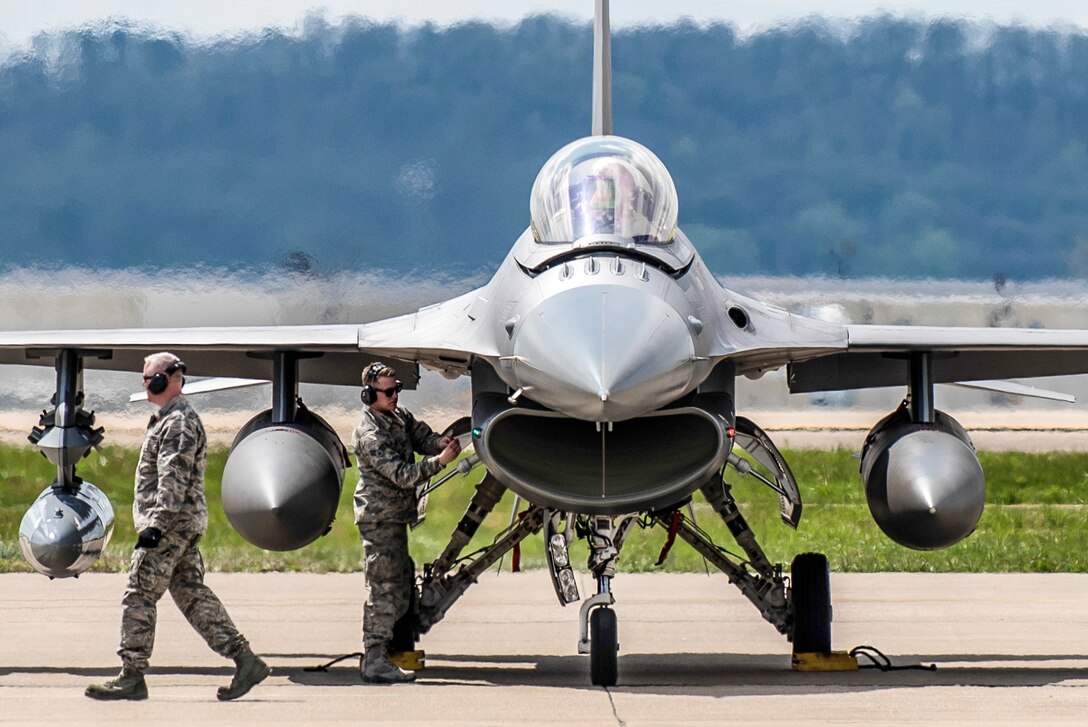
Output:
[
  {"xmin": 353, "ymin": 362, "xmax": 461, "ymax": 684},
  {"xmin": 86, "ymin": 352, "xmax": 270, "ymax": 702}
]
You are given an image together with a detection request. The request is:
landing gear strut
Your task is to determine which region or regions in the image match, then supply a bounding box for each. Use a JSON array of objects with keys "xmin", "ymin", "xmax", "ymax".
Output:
[
  {"xmin": 415, "ymin": 456, "xmax": 833, "ymax": 685},
  {"xmin": 648, "ymin": 474, "xmax": 833, "ymax": 657},
  {"xmin": 417, "ymin": 501, "xmax": 545, "ymax": 635},
  {"xmin": 575, "ymin": 515, "xmax": 635, "ymax": 687}
]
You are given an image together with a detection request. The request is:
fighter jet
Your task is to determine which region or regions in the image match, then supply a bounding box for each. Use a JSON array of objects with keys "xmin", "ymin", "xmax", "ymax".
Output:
[{"xmin": 5, "ymin": 0, "xmax": 1088, "ymax": 686}]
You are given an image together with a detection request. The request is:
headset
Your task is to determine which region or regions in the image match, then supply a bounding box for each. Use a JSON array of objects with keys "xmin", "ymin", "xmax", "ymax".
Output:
[
  {"xmin": 146, "ymin": 360, "xmax": 187, "ymax": 395},
  {"xmin": 361, "ymin": 362, "xmax": 401, "ymax": 405}
]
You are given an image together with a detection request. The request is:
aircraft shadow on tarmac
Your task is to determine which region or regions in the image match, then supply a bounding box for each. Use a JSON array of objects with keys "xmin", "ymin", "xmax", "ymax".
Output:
[
  {"xmin": 5, "ymin": 652, "xmax": 1085, "ymax": 695},
  {"xmin": 271, "ymin": 651, "xmax": 1088, "ymax": 694}
]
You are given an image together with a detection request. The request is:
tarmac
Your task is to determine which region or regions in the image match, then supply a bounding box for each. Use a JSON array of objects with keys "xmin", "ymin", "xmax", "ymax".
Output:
[{"xmin": 3, "ymin": 571, "xmax": 1088, "ymax": 725}]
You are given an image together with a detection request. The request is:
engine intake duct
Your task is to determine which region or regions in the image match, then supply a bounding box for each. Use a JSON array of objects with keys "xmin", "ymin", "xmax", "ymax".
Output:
[
  {"xmin": 861, "ymin": 405, "xmax": 985, "ymax": 550},
  {"xmin": 473, "ymin": 392, "xmax": 733, "ymax": 515}
]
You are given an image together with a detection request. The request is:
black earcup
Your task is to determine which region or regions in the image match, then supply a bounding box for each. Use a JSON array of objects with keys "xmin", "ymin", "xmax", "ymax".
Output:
[
  {"xmin": 146, "ymin": 360, "xmax": 186, "ymax": 396},
  {"xmin": 361, "ymin": 362, "xmax": 385, "ymax": 405},
  {"xmin": 147, "ymin": 372, "xmax": 169, "ymax": 394}
]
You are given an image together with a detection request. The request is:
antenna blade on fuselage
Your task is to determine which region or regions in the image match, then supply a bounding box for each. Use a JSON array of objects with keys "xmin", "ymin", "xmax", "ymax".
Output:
[{"xmin": 592, "ymin": 0, "xmax": 613, "ymax": 136}]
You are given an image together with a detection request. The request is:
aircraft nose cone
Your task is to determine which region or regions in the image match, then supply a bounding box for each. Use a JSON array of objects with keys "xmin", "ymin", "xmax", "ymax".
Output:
[{"xmin": 512, "ymin": 284, "xmax": 696, "ymax": 420}]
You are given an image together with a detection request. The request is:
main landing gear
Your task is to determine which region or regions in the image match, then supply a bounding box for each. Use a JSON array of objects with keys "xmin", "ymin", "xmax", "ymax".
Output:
[
  {"xmin": 645, "ymin": 474, "xmax": 834, "ymax": 658},
  {"xmin": 410, "ymin": 451, "xmax": 833, "ymax": 686}
]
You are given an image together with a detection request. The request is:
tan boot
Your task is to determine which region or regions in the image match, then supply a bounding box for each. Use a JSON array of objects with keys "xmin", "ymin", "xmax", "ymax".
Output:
[
  {"xmin": 361, "ymin": 643, "xmax": 416, "ymax": 684},
  {"xmin": 85, "ymin": 669, "xmax": 148, "ymax": 701},
  {"xmin": 217, "ymin": 649, "xmax": 271, "ymax": 701}
]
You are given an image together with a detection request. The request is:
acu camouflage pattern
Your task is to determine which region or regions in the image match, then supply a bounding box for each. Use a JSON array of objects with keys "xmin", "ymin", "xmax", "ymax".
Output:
[
  {"xmin": 119, "ymin": 394, "xmax": 247, "ymax": 675},
  {"xmin": 352, "ymin": 406, "xmax": 445, "ymax": 524},
  {"xmin": 119, "ymin": 529, "xmax": 248, "ymax": 673},
  {"xmin": 134, "ymin": 396, "xmax": 208, "ymax": 534},
  {"xmin": 353, "ymin": 405, "xmax": 445, "ymax": 650},
  {"xmin": 357, "ymin": 521, "xmax": 414, "ymax": 649}
]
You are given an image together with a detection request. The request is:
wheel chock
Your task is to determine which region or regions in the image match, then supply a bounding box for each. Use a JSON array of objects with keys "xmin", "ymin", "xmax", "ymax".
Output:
[
  {"xmin": 791, "ymin": 651, "xmax": 859, "ymax": 672},
  {"xmin": 389, "ymin": 650, "xmax": 425, "ymax": 671}
]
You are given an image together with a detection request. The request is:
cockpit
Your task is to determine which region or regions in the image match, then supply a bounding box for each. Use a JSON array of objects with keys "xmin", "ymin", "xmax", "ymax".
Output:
[{"xmin": 529, "ymin": 136, "xmax": 678, "ymax": 244}]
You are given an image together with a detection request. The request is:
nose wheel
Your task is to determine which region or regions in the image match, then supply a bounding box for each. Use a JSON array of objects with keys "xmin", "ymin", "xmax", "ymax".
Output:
[
  {"xmin": 589, "ymin": 607, "xmax": 618, "ymax": 686},
  {"xmin": 576, "ymin": 515, "xmax": 634, "ymax": 687}
]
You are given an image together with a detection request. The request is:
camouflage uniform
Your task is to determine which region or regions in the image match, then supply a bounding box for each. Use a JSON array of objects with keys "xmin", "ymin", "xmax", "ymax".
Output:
[
  {"xmin": 352, "ymin": 406, "xmax": 445, "ymax": 649},
  {"xmin": 119, "ymin": 395, "xmax": 249, "ymax": 674}
]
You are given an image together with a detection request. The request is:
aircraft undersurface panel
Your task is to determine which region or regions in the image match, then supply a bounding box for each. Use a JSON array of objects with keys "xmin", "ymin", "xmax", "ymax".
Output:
[
  {"xmin": 789, "ymin": 324, "xmax": 1088, "ymax": 393},
  {"xmin": 0, "ymin": 324, "xmax": 374, "ymax": 385}
]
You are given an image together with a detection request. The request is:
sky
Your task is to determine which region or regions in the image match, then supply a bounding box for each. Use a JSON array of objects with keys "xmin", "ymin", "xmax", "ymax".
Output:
[{"xmin": 1, "ymin": 0, "xmax": 1086, "ymax": 53}]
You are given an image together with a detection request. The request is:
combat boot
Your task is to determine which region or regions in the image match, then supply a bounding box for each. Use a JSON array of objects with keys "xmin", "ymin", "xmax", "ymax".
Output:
[
  {"xmin": 217, "ymin": 649, "xmax": 271, "ymax": 701},
  {"xmin": 361, "ymin": 643, "xmax": 416, "ymax": 684},
  {"xmin": 85, "ymin": 669, "xmax": 148, "ymax": 701}
]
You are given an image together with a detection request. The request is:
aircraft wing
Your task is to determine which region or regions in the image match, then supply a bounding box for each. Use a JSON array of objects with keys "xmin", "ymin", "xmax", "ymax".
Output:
[
  {"xmin": 0, "ymin": 287, "xmax": 498, "ymax": 386},
  {"xmin": 355, "ymin": 287, "xmax": 501, "ymax": 376},
  {"xmin": 786, "ymin": 324, "xmax": 1088, "ymax": 394}
]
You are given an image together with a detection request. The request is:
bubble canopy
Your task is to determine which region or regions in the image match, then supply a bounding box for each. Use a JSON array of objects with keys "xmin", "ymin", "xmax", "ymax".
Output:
[{"xmin": 530, "ymin": 136, "xmax": 679, "ymax": 244}]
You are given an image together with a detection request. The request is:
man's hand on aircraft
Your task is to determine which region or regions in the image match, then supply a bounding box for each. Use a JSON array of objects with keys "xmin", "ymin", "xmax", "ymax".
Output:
[{"xmin": 438, "ymin": 438, "xmax": 462, "ymax": 466}]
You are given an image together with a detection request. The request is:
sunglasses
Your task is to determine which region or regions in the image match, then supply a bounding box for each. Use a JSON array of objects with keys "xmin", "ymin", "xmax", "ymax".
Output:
[{"xmin": 374, "ymin": 383, "xmax": 403, "ymax": 397}]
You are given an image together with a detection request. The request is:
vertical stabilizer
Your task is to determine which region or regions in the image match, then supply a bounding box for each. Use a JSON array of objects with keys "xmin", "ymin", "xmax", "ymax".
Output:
[{"xmin": 592, "ymin": 0, "xmax": 613, "ymax": 136}]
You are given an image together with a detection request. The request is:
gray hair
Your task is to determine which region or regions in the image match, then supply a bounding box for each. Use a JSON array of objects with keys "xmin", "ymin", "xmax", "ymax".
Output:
[{"xmin": 144, "ymin": 351, "xmax": 182, "ymax": 372}]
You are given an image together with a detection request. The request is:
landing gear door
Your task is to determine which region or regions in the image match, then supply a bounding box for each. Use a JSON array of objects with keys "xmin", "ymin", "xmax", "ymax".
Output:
[{"xmin": 733, "ymin": 416, "xmax": 802, "ymax": 529}]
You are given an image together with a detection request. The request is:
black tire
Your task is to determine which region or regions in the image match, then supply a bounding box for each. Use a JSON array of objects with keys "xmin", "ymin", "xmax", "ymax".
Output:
[
  {"xmin": 590, "ymin": 607, "xmax": 618, "ymax": 687},
  {"xmin": 389, "ymin": 584, "xmax": 419, "ymax": 653},
  {"xmin": 790, "ymin": 552, "xmax": 832, "ymax": 654}
]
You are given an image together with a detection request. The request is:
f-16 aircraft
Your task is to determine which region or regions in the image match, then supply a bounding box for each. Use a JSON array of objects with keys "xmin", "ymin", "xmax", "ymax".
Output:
[{"xmin": 7, "ymin": 0, "xmax": 1088, "ymax": 686}]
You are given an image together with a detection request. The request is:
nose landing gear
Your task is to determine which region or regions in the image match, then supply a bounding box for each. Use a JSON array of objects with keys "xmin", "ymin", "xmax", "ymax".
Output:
[{"xmin": 576, "ymin": 515, "xmax": 635, "ymax": 687}]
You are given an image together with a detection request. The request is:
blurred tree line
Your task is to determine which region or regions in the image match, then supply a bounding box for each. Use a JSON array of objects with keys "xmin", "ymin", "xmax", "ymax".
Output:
[{"xmin": 1, "ymin": 15, "xmax": 1086, "ymax": 279}]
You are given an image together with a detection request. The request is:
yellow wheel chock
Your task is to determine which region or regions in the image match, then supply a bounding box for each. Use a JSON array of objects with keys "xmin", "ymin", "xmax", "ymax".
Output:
[
  {"xmin": 389, "ymin": 650, "xmax": 425, "ymax": 672},
  {"xmin": 791, "ymin": 651, "xmax": 859, "ymax": 672}
]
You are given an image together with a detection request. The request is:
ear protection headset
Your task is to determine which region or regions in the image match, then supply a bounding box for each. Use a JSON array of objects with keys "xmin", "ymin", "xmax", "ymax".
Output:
[
  {"xmin": 360, "ymin": 363, "xmax": 384, "ymax": 405},
  {"xmin": 146, "ymin": 360, "xmax": 187, "ymax": 395},
  {"xmin": 361, "ymin": 362, "xmax": 402, "ymax": 405}
]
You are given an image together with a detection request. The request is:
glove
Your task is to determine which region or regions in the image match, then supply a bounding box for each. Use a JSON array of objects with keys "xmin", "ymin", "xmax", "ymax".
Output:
[{"xmin": 136, "ymin": 527, "xmax": 162, "ymax": 550}]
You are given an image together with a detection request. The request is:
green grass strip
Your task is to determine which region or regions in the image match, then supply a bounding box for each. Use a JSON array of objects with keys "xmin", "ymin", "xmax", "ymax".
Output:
[{"xmin": 2, "ymin": 444, "xmax": 1087, "ymax": 574}]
